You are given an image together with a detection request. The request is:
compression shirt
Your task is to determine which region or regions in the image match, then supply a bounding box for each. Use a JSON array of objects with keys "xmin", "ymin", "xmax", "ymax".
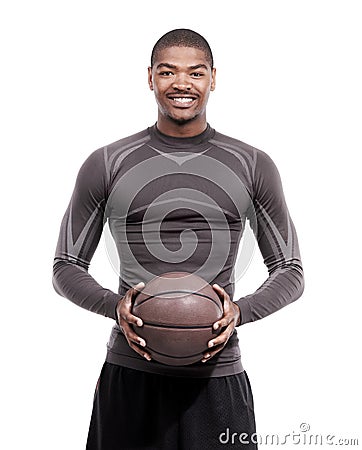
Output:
[{"xmin": 52, "ymin": 123, "xmax": 304, "ymax": 377}]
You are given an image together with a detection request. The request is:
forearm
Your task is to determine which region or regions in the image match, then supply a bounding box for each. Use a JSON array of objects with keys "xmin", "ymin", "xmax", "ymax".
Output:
[
  {"xmin": 235, "ymin": 260, "xmax": 304, "ymax": 325},
  {"xmin": 53, "ymin": 259, "xmax": 121, "ymax": 320}
]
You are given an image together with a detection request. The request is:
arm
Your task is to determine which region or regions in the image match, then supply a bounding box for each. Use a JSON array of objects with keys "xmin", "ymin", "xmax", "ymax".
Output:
[
  {"xmin": 52, "ymin": 148, "xmax": 120, "ymax": 320},
  {"xmin": 203, "ymin": 148, "xmax": 304, "ymax": 362},
  {"xmin": 52, "ymin": 148, "xmax": 152, "ymax": 360},
  {"xmin": 235, "ymin": 148, "xmax": 305, "ymax": 325}
]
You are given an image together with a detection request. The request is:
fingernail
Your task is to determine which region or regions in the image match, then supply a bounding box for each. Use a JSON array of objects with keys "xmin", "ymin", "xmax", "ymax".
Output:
[
  {"xmin": 213, "ymin": 283, "xmax": 219, "ymax": 288},
  {"xmin": 137, "ymin": 319, "xmax": 143, "ymax": 327},
  {"xmin": 208, "ymin": 341, "xmax": 214, "ymax": 348},
  {"xmin": 144, "ymin": 354, "xmax": 151, "ymax": 361},
  {"xmin": 201, "ymin": 359, "xmax": 207, "ymax": 363},
  {"xmin": 139, "ymin": 339, "xmax": 146, "ymax": 347},
  {"xmin": 213, "ymin": 323, "xmax": 219, "ymax": 330}
]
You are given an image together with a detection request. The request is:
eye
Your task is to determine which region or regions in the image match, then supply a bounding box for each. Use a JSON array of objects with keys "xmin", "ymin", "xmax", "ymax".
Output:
[
  {"xmin": 159, "ymin": 71, "xmax": 173, "ymax": 76},
  {"xmin": 191, "ymin": 72, "xmax": 204, "ymax": 78}
]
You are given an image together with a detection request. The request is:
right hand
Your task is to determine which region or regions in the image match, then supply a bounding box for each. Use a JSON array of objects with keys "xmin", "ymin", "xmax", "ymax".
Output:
[{"xmin": 115, "ymin": 281, "xmax": 151, "ymax": 361}]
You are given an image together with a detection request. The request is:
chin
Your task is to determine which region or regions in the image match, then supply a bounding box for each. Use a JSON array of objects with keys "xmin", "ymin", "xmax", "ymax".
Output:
[{"xmin": 167, "ymin": 112, "xmax": 198, "ymax": 125}]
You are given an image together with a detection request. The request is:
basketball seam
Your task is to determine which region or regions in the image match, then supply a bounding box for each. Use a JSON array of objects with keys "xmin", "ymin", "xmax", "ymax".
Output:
[
  {"xmin": 134, "ymin": 290, "xmax": 223, "ymax": 312},
  {"xmin": 146, "ymin": 345, "xmax": 203, "ymax": 360},
  {"xmin": 142, "ymin": 322, "xmax": 215, "ymax": 329}
]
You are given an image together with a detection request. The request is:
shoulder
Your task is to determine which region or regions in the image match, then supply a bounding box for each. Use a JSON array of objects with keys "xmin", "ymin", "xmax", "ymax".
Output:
[
  {"xmin": 211, "ymin": 130, "xmax": 258, "ymax": 157},
  {"xmin": 76, "ymin": 128, "xmax": 151, "ymax": 195},
  {"xmin": 101, "ymin": 128, "xmax": 151, "ymax": 180},
  {"xmin": 103, "ymin": 128, "xmax": 151, "ymax": 156},
  {"xmin": 102, "ymin": 128, "xmax": 151, "ymax": 163},
  {"xmin": 211, "ymin": 129, "xmax": 278, "ymax": 177},
  {"xmin": 212, "ymin": 130, "xmax": 275, "ymax": 163},
  {"xmin": 211, "ymin": 129, "xmax": 283, "ymax": 199},
  {"xmin": 80, "ymin": 127, "xmax": 151, "ymax": 176}
]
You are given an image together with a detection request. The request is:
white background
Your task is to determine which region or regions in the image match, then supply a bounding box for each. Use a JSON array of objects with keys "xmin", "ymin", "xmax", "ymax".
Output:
[{"xmin": 1, "ymin": 1, "xmax": 361, "ymax": 448}]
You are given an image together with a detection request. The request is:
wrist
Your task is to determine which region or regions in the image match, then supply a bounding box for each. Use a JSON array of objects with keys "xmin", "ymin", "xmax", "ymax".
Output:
[
  {"xmin": 234, "ymin": 303, "xmax": 241, "ymax": 327},
  {"xmin": 115, "ymin": 297, "xmax": 123, "ymax": 325}
]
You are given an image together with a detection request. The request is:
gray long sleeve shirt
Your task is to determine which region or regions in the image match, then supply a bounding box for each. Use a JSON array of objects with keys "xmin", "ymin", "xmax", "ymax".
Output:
[{"xmin": 53, "ymin": 123, "xmax": 304, "ymax": 377}]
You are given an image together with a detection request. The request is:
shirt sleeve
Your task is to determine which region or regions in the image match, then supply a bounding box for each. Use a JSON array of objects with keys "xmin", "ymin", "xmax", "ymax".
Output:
[
  {"xmin": 235, "ymin": 149, "xmax": 305, "ymax": 325},
  {"xmin": 52, "ymin": 148, "xmax": 121, "ymax": 321}
]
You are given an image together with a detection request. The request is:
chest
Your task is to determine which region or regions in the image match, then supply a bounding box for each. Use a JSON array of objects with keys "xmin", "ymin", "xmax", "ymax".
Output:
[{"xmin": 106, "ymin": 150, "xmax": 252, "ymax": 226}]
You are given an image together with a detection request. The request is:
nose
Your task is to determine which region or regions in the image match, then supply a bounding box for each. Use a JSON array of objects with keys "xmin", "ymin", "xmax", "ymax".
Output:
[{"xmin": 172, "ymin": 73, "xmax": 192, "ymax": 91}]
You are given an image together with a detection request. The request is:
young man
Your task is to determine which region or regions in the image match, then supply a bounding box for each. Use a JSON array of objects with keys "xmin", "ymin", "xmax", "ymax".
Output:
[{"xmin": 53, "ymin": 29, "xmax": 304, "ymax": 449}]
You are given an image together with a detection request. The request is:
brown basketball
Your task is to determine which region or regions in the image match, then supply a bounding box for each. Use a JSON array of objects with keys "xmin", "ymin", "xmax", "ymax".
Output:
[{"xmin": 132, "ymin": 272, "xmax": 223, "ymax": 366}]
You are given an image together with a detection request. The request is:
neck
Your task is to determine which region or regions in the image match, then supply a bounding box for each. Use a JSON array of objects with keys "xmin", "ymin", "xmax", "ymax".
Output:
[{"xmin": 156, "ymin": 114, "xmax": 208, "ymax": 138}]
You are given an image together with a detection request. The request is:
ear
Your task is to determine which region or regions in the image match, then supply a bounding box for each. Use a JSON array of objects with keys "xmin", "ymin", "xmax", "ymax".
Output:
[
  {"xmin": 148, "ymin": 67, "xmax": 154, "ymax": 91},
  {"xmin": 210, "ymin": 67, "xmax": 216, "ymax": 91}
]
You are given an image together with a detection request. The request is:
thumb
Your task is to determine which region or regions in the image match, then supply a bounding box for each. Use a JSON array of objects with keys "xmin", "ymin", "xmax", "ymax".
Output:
[
  {"xmin": 223, "ymin": 296, "xmax": 230, "ymax": 313},
  {"xmin": 133, "ymin": 281, "xmax": 145, "ymax": 291}
]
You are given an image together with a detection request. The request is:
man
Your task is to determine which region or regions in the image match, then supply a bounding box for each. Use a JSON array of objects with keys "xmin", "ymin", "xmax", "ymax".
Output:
[{"xmin": 53, "ymin": 29, "xmax": 304, "ymax": 449}]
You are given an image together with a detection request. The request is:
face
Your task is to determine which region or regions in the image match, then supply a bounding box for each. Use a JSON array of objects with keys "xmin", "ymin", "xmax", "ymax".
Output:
[{"xmin": 148, "ymin": 46, "xmax": 216, "ymax": 130}]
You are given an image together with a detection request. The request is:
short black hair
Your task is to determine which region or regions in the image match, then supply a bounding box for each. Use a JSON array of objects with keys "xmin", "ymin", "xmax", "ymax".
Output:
[{"xmin": 151, "ymin": 28, "xmax": 214, "ymax": 69}]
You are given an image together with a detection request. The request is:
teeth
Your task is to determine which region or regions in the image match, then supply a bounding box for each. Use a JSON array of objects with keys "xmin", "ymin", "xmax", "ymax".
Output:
[{"xmin": 172, "ymin": 97, "xmax": 194, "ymax": 103}]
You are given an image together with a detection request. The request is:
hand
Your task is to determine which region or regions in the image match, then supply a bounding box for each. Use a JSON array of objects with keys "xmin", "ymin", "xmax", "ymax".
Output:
[
  {"xmin": 202, "ymin": 283, "xmax": 241, "ymax": 363},
  {"xmin": 116, "ymin": 281, "xmax": 152, "ymax": 361}
]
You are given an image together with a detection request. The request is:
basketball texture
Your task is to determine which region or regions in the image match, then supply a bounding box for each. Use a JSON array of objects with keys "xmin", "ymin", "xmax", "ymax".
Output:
[{"xmin": 132, "ymin": 272, "xmax": 223, "ymax": 366}]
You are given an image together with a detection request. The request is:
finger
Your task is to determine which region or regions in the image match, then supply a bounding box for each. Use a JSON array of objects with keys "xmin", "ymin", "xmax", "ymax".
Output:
[
  {"xmin": 122, "ymin": 282, "xmax": 145, "ymax": 326},
  {"xmin": 212, "ymin": 307, "xmax": 234, "ymax": 332},
  {"xmin": 207, "ymin": 322, "xmax": 234, "ymax": 348},
  {"xmin": 212, "ymin": 283, "xmax": 226, "ymax": 300},
  {"xmin": 121, "ymin": 310, "xmax": 144, "ymax": 327},
  {"xmin": 212, "ymin": 283, "xmax": 230, "ymax": 300},
  {"xmin": 202, "ymin": 343, "xmax": 225, "ymax": 362},
  {"xmin": 132, "ymin": 281, "xmax": 145, "ymax": 295},
  {"xmin": 123, "ymin": 282, "xmax": 145, "ymax": 307},
  {"xmin": 212, "ymin": 312, "xmax": 232, "ymax": 331},
  {"xmin": 128, "ymin": 341, "xmax": 152, "ymax": 361},
  {"xmin": 122, "ymin": 322, "xmax": 147, "ymax": 348},
  {"xmin": 212, "ymin": 284, "xmax": 231, "ymax": 330}
]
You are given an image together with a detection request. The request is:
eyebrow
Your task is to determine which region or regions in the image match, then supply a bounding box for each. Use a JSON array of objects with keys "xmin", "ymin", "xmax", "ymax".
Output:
[{"xmin": 156, "ymin": 63, "xmax": 209, "ymax": 71}]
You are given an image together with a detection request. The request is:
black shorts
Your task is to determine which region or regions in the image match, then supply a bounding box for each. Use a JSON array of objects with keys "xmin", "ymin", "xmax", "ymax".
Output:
[{"xmin": 86, "ymin": 362, "xmax": 257, "ymax": 450}]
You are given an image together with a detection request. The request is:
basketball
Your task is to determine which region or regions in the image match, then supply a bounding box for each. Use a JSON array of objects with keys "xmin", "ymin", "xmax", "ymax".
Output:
[{"xmin": 132, "ymin": 272, "xmax": 223, "ymax": 366}]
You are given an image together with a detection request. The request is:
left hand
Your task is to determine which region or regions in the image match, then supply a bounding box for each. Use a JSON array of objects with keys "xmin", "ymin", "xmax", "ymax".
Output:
[{"xmin": 202, "ymin": 283, "xmax": 241, "ymax": 363}]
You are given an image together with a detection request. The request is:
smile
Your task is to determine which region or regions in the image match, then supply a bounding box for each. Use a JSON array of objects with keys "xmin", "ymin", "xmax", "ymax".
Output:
[
  {"xmin": 172, "ymin": 97, "xmax": 194, "ymax": 103},
  {"xmin": 167, "ymin": 96, "xmax": 197, "ymax": 108}
]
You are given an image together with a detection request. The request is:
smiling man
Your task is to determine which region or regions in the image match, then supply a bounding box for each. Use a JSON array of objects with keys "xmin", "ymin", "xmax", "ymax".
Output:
[
  {"xmin": 53, "ymin": 29, "xmax": 304, "ymax": 449},
  {"xmin": 148, "ymin": 45, "xmax": 215, "ymax": 132}
]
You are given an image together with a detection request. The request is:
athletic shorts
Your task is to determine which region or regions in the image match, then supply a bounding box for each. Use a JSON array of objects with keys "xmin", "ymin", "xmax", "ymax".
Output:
[{"xmin": 86, "ymin": 361, "xmax": 258, "ymax": 450}]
